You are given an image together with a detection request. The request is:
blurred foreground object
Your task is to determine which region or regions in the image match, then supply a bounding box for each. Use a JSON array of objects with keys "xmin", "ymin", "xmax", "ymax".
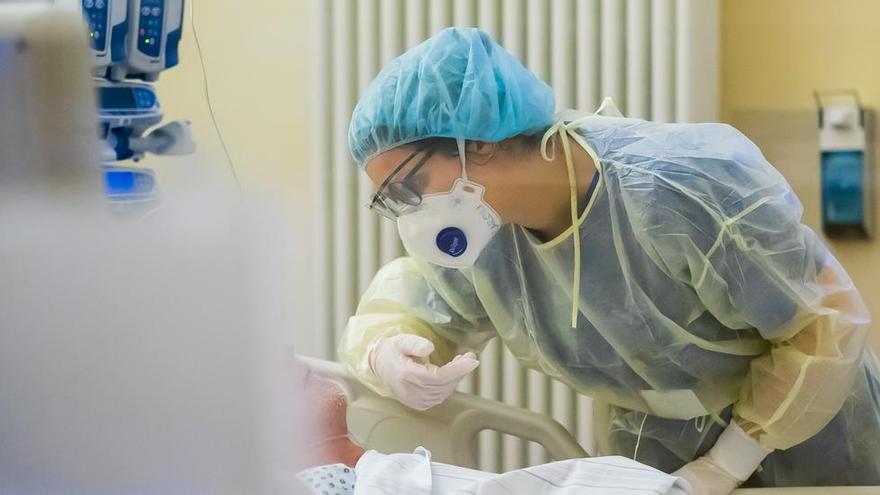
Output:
[{"xmin": 0, "ymin": 4, "xmax": 304, "ymax": 493}]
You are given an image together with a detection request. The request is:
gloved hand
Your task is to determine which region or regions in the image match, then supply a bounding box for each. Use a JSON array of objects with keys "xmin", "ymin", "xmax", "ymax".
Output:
[
  {"xmin": 367, "ymin": 334, "xmax": 479, "ymax": 411},
  {"xmin": 672, "ymin": 422, "xmax": 772, "ymax": 495},
  {"xmin": 673, "ymin": 457, "xmax": 739, "ymax": 495}
]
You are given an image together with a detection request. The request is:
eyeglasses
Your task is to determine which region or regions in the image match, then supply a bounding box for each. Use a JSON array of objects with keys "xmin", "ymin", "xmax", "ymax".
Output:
[{"xmin": 367, "ymin": 146, "xmax": 437, "ymax": 220}]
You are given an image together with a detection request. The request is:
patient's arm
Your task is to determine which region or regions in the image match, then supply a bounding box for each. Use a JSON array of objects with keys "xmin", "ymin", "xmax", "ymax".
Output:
[
  {"xmin": 301, "ymin": 372, "xmax": 365, "ymax": 468},
  {"xmin": 309, "ymin": 435, "xmax": 365, "ymax": 468}
]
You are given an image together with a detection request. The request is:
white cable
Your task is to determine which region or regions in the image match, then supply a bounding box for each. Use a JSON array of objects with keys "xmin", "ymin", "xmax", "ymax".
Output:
[{"xmin": 189, "ymin": 0, "xmax": 242, "ymax": 194}]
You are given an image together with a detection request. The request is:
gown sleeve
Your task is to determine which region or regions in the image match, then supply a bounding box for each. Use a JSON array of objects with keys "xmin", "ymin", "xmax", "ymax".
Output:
[{"xmin": 339, "ymin": 256, "xmax": 496, "ymax": 396}]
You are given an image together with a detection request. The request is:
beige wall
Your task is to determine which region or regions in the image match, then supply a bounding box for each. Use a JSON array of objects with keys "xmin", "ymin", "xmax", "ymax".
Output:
[
  {"xmin": 722, "ymin": 0, "xmax": 880, "ymax": 349},
  {"xmin": 152, "ymin": 0, "xmax": 323, "ymax": 353},
  {"xmin": 155, "ymin": 0, "xmax": 317, "ymax": 191}
]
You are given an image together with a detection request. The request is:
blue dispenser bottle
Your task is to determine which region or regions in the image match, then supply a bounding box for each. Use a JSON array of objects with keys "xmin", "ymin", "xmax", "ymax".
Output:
[{"xmin": 816, "ymin": 91, "xmax": 871, "ymax": 238}]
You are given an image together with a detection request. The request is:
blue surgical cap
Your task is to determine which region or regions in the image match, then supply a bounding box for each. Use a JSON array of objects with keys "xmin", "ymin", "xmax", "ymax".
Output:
[{"xmin": 348, "ymin": 27, "xmax": 556, "ymax": 166}]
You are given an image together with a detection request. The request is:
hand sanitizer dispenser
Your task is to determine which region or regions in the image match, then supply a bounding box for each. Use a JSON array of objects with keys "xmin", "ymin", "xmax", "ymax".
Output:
[{"xmin": 816, "ymin": 90, "xmax": 872, "ymax": 238}]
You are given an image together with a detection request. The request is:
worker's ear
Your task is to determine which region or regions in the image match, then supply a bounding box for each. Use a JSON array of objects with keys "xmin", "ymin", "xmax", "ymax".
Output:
[{"xmin": 465, "ymin": 141, "xmax": 497, "ymax": 166}]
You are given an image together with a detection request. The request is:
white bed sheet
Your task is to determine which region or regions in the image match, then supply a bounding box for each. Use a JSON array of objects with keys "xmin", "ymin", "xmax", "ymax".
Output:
[{"xmin": 354, "ymin": 447, "xmax": 690, "ymax": 495}]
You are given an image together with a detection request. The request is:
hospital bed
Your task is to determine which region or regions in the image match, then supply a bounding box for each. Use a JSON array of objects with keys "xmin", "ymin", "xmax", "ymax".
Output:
[{"xmin": 302, "ymin": 357, "xmax": 877, "ymax": 495}]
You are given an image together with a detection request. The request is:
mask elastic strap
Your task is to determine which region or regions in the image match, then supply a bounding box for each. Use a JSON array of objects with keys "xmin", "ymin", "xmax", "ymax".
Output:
[{"xmin": 457, "ymin": 138, "xmax": 469, "ymax": 181}]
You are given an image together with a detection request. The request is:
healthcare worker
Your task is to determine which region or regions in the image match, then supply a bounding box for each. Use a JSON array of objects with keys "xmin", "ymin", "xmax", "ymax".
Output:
[{"xmin": 339, "ymin": 27, "xmax": 880, "ymax": 493}]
